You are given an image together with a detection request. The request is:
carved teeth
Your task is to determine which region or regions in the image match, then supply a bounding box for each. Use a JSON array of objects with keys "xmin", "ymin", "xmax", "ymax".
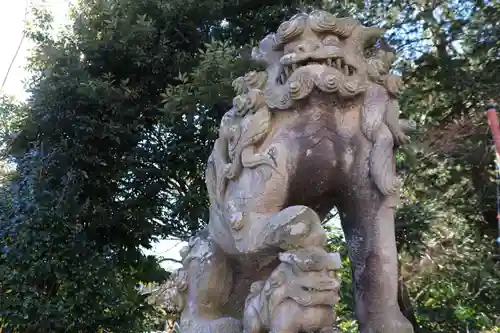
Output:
[
  {"xmin": 283, "ymin": 58, "xmax": 355, "ymax": 76},
  {"xmin": 303, "ymin": 287, "xmax": 327, "ymax": 292}
]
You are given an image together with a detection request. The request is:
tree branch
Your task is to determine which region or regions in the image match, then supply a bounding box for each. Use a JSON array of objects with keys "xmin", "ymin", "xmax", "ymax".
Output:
[{"xmin": 159, "ymin": 257, "xmax": 182, "ymax": 264}]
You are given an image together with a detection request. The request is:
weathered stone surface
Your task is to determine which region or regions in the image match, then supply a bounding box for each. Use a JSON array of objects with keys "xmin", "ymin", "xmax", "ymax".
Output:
[
  {"xmin": 243, "ymin": 247, "xmax": 342, "ymax": 333},
  {"xmin": 163, "ymin": 9, "xmax": 413, "ymax": 333}
]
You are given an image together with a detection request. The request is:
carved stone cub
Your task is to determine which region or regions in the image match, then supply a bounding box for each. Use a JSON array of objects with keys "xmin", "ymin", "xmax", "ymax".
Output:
[{"xmin": 243, "ymin": 247, "xmax": 342, "ymax": 333}]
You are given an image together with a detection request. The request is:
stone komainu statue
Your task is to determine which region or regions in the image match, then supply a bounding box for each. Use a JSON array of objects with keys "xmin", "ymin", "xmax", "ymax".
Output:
[{"xmin": 163, "ymin": 9, "xmax": 414, "ymax": 333}]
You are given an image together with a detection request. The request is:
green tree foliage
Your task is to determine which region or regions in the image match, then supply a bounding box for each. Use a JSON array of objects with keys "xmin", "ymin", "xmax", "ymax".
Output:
[
  {"xmin": 1, "ymin": 0, "xmax": 500, "ymax": 332},
  {"xmin": 0, "ymin": 93, "xmax": 23, "ymax": 221}
]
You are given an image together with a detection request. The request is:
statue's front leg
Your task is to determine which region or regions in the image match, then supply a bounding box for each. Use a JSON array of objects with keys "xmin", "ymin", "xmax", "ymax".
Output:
[
  {"xmin": 173, "ymin": 229, "xmax": 242, "ymax": 333},
  {"xmin": 233, "ymin": 205, "xmax": 328, "ymax": 253},
  {"xmin": 222, "ymin": 141, "xmax": 328, "ymax": 254},
  {"xmin": 341, "ymin": 170, "xmax": 413, "ymax": 333}
]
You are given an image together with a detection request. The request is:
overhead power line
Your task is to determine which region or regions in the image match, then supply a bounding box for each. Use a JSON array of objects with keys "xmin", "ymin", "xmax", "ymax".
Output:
[{"xmin": 1, "ymin": 0, "xmax": 30, "ymax": 91}]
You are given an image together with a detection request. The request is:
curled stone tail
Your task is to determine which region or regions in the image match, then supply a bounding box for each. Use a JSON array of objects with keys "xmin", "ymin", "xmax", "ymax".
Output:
[
  {"xmin": 360, "ymin": 86, "xmax": 386, "ymax": 143},
  {"xmin": 369, "ymin": 124, "xmax": 401, "ymax": 197}
]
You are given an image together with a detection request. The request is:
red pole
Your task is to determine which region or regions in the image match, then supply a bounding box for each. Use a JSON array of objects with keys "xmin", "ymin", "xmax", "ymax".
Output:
[
  {"xmin": 486, "ymin": 104, "xmax": 500, "ymax": 247},
  {"xmin": 487, "ymin": 106, "xmax": 500, "ymax": 157}
]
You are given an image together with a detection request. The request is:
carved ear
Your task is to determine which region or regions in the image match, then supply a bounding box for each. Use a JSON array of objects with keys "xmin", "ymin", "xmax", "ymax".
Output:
[
  {"xmin": 251, "ymin": 34, "xmax": 275, "ymax": 62},
  {"xmin": 361, "ymin": 27, "xmax": 386, "ymax": 47},
  {"xmin": 251, "ymin": 33, "xmax": 284, "ymax": 66},
  {"xmin": 349, "ymin": 25, "xmax": 386, "ymax": 54}
]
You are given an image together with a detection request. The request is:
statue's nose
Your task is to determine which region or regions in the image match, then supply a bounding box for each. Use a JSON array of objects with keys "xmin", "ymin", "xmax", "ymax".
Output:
[{"xmin": 296, "ymin": 41, "xmax": 321, "ymax": 53}]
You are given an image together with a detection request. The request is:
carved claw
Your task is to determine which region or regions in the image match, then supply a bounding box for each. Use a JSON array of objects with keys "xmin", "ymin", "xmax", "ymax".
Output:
[
  {"xmin": 241, "ymin": 153, "xmax": 279, "ymax": 172},
  {"xmin": 392, "ymin": 119, "xmax": 415, "ymax": 146},
  {"xmin": 393, "ymin": 129, "xmax": 410, "ymax": 146},
  {"xmin": 399, "ymin": 119, "xmax": 416, "ymax": 134}
]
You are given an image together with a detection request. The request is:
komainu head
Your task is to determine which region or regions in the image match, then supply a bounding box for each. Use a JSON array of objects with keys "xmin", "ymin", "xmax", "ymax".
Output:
[
  {"xmin": 254, "ymin": 247, "xmax": 342, "ymax": 310},
  {"xmin": 253, "ymin": 10, "xmax": 399, "ymax": 109}
]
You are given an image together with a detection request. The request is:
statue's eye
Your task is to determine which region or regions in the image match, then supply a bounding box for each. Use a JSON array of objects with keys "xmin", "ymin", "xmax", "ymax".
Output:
[{"xmin": 322, "ymin": 35, "xmax": 340, "ymax": 46}]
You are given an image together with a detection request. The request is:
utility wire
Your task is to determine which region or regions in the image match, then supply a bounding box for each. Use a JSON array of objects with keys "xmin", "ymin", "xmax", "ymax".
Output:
[{"xmin": 1, "ymin": 0, "xmax": 30, "ymax": 91}]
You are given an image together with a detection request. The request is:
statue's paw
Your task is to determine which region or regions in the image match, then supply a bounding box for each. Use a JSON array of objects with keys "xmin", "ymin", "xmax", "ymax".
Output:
[
  {"xmin": 269, "ymin": 206, "xmax": 326, "ymax": 248},
  {"xmin": 242, "ymin": 153, "xmax": 278, "ymax": 172},
  {"xmin": 394, "ymin": 130, "xmax": 410, "ymax": 146},
  {"xmin": 271, "ymin": 206, "xmax": 317, "ymax": 232},
  {"xmin": 399, "ymin": 119, "xmax": 416, "ymax": 134}
]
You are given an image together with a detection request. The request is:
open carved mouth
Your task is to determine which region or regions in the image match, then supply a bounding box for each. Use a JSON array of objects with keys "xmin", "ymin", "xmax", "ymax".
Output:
[
  {"xmin": 300, "ymin": 286, "xmax": 335, "ymax": 293},
  {"xmin": 278, "ymin": 57, "xmax": 357, "ymax": 84}
]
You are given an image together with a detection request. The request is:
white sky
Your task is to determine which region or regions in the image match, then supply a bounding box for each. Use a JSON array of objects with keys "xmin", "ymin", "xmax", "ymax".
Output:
[
  {"xmin": 0, "ymin": 0, "xmax": 31, "ymax": 100},
  {"xmin": 0, "ymin": 0, "xmax": 75, "ymax": 100}
]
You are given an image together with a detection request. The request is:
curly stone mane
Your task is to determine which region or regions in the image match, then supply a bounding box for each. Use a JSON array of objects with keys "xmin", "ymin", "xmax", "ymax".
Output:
[{"xmin": 228, "ymin": 10, "xmax": 408, "ymax": 198}]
